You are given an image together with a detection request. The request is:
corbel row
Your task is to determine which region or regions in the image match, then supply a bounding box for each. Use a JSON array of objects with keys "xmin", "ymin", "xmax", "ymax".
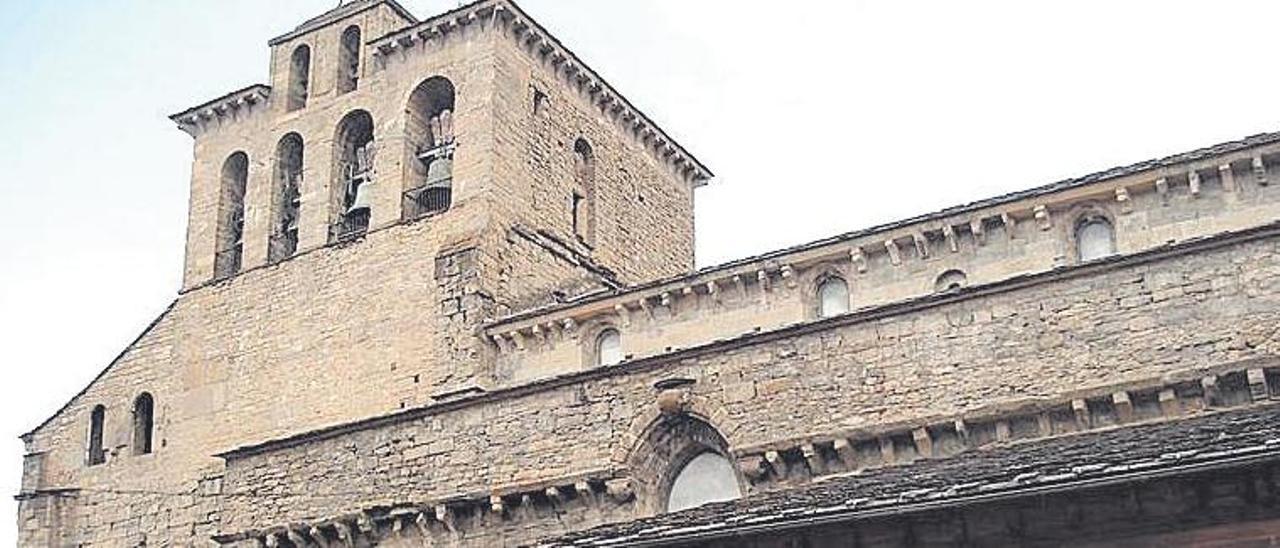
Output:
[
  {"xmin": 732, "ymin": 364, "xmax": 1279, "ymax": 488},
  {"xmin": 171, "ymin": 86, "xmax": 271, "ymax": 137},
  {"xmin": 220, "ymin": 475, "xmax": 636, "ymax": 547},
  {"xmin": 494, "ymin": 5, "xmax": 711, "ymax": 186},
  {"xmin": 371, "ymin": 4, "xmax": 493, "ymax": 57},
  {"xmin": 488, "ymin": 264, "xmax": 801, "ymax": 355}
]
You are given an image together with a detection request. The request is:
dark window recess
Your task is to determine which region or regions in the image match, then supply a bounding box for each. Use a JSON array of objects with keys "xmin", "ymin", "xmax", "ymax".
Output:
[
  {"xmin": 270, "ymin": 133, "xmax": 304, "ymax": 262},
  {"xmin": 132, "ymin": 393, "xmax": 154, "ymax": 455},
  {"xmin": 403, "ymin": 77, "xmax": 456, "ymax": 220},
  {"xmin": 215, "ymin": 152, "xmax": 248, "ymax": 280},
  {"xmin": 88, "ymin": 405, "xmax": 106, "ymax": 466},
  {"xmin": 337, "ymin": 26, "xmax": 361, "ymax": 94},
  {"xmin": 287, "ymin": 44, "xmax": 311, "ymax": 111}
]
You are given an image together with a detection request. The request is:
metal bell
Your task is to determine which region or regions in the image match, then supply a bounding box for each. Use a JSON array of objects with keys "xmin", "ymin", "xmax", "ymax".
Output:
[
  {"xmin": 347, "ymin": 181, "xmax": 373, "ymax": 213},
  {"xmin": 425, "ymin": 156, "xmax": 453, "ymax": 189}
]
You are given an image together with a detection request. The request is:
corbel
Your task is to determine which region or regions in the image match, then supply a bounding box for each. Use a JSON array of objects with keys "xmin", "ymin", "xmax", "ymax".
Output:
[
  {"xmin": 912, "ymin": 233, "xmax": 930, "ymax": 259},
  {"xmin": 518, "ymin": 494, "xmax": 536, "ymax": 520},
  {"xmin": 1036, "ymin": 413, "xmax": 1053, "ymax": 437},
  {"xmin": 660, "ymin": 291, "xmax": 673, "ymax": 309},
  {"xmin": 288, "ymin": 529, "xmax": 310, "ymax": 546},
  {"xmin": 765, "ymin": 450, "xmax": 786, "ymax": 477},
  {"xmin": 1253, "ymin": 156, "xmax": 1269, "ymax": 186},
  {"xmin": 435, "ymin": 505, "xmax": 457, "ymax": 534},
  {"xmin": 832, "ymin": 438, "xmax": 857, "ymax": 470},
  {"xmin": 780, "ymin": 265, "xmax": 797, "ymax": 289},
  {"xmin": 1155, "ymin": 177, "xmax": 1170, "ymax": 205},
  {"xmin": 356, "ymin": 513, "xmax": 376, "ymax": 540},
  {"xmin": 1201, "ymin": 375, "xmax": 1220, "ymax": 407},
  {"xmin": 737, "ymin": 454, "xmax": 769, "ymax": 480},
  {"xmin": 390, "ymin": 516, "xmax": 405, "ymax": 539},
  {"xmin": 953, "ymin": 419, "xmax": 970, "ymax": 444},
  {"xmin": 884, "ymin": 239, "xmax": 903, "ymax": 266},
  {"xmin": 942, "ymin": 225, "xmax": 959, "ymax": 253},
  {"xmin": 1247, "ymin": 368, "xmax": 1271, "ymax": 402},
  {"xmin": 1219, "ymin": 164, "xmax": 1239, "ymax": 193},
  {"xmin": 1158, "ymin": 388, "xmax": 1180, "ymax": 417},
  {"xmin": 801, "ymin": 443, "xmax": 824, "ymax": 475},
  {"xmin": 574, "ymin": 481, "xmax": 595, "ymax": 506},
  {"xmin": 970, "ymin": 218, "xmax": 987, "ymax": 246},
  {"xmin": 529, "ymin": 324, "xmax": 545, "ymax": 347},
  {"xmin": 850, "ymin": 246, "xmax": 868, "ymax": 273},
  {"xmin": 310, "ymin": 526, "xmax": 334, "ymax": 548},
  {"xmin": 680, "ymin": 286, "xmax": 696, "ymax": 313},
  {"xmin": 705, "ymin": 280, "xmax": 720, "ymax": 304},
  {"xmin": 490, "ymin": 495, "xmax": 506, "ymax": 515},
  {"xmin": 265, "ymin": 533, "xmax": 282, "ymax": 548},
  {"xmin": 732, "ymin": 275, "xmax": 747, "ymax": 299},
  {"xmin": 995, "ymin": 420, "xmax": 1011, "ymax": 442},
  {"xmin": 605, "ymin": 478, "xmax": 635, "ymax": 502},
  {"xmin": 1000, "ymin": 212, "xmax": 1018, "ymax": 239},
  {"xmin": 397, "ymin": 35, "xmax": 416, "ymax": 48},
  {"xmin": 510, "ymin": 330, "xmax": 526, "ymax": 351},
  {"xmin": 1115, "ymin": 187, "xmax": 1133, "ymax": 214},
  {"xmin": 1112, "ymin": 392, "xmax": 1134, "ymax": 423},
  {"xmin": 614, "ymin": 303, "xmax": 631, "ymax": 327},
  {"xmin": 756, "ymin": 271, "xmax": 772, "ymax": 304},
  {"xmin": 335, "ymin": 521, "xmax": 355, "ymax": 548},
  {"xmin": 545, "ymin": 485, "xmax": 565, "ymax": 505},
  {"xmin": 1033, "ymin": 205, "xmax": 1052, "ymax": 231},
  {"xmin": 636, "ymin": 297, "xmax": 654, "ymax": 323},
  {"xmin": 413, "ymin": 512, "xmax": 430, "ymax": 540},
  {"xmin": 912, "ymin": 428, "xmax": 933, "ymax": 458},
  {"xmin": 1071, "ymin": 399, "xmax": 1090, "ymax": 430},
  {"xmin": 1188, "ymin": 170, "xmax": 1202, "ymax": 197},
  {"xmin": 561, "ymin": 318, "xmax": 578, "ymax": 337}
]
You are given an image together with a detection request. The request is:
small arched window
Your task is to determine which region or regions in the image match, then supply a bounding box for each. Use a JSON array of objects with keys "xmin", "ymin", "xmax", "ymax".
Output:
[
  {"xmin": 935, "ymin": 269, "xmax": 968, "ymax": 293},
  {"xmin": 270, "ymin": 133, "xmax": 304, "ymax": 262},
  {"xmin": 287, "ymin": 44, "xmax": 311, "ymax": 112},
  {"xmin": 1076, "ymin": 215, "xmax": 1116, "ymax": 262},
  {"xmin": 337, "ymin": 26, "xmax": 361, "ymax": 94},
  {"xmin": 817, "ymin": 277, "xmax": 850, "ymax": 318},
  {"xmin": 215, "ymin": 152, "xmax": 249, "ymax": 279},
  {"xmin": 666, "ymin": 452, "xmax": 742, "ymax": 512},
  {"xmin": 596, "ymin": 328, "xmax": 623, "ymax": 367},
  {"xmin": 132, "ymin": 393, "xmax": 154, "ymax": 455},
  {"xmin": 572, "ymin": 138, "xmax": 597, "ymax": 245},
  {"xmin": 88, "ymin": 405, "xmax": 106, "ymax": 466}
]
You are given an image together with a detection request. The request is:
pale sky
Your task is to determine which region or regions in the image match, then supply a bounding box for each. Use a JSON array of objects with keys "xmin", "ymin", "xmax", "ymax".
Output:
[{"xmin": 3, "ymin": 0, "xmax": 1280, "ymax": 544}]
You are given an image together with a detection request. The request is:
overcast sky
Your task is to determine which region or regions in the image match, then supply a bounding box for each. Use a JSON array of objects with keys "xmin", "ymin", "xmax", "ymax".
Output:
[{"xmin": 3, "ymin": 0, "xmax": 1280, "ymax": 543}]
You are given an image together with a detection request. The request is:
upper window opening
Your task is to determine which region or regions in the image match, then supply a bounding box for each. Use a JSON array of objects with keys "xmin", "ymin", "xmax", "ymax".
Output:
[
  {"xmin": 88, "ymin": 405, "xmax": 106, "ymax": 466},
  {"xmin": 337, "ymin": 26, "xmax": 361, "ymax": 95},
  {"xmin": 935, "ymin": 269, "xmax": 968, "ymax": 293},
  {"xmin": 596, "ymin": 328, "xmax": 623, "ymax": 367},
  {"xmin": 532, "ymin": 89, "xmax": 549, "ymax": 116},
  {"xmin": 1076, "ymin": 215, "xmax": 1116, "ymax": 262},
  {"xmin": 270, "ymin": 133, "xmax": 304, "ymax": 263},
  {"xmin": 666, "ymin": 452, "xmax": 742, "ymax": 512},
  {"xmin": 215, "ymin": 152, "xmax": 249, "ymax": 280},
  {"xmin": 404, "ymin": 77, "xmax": 457, "ymax": 220},
  {"xmin": 817, "ymin": 277, "xmax": 850, "ymax": 318},
  {"xmin": 132, "ymin": 393, "xmax": 154, "ymax": 455},
  {"xmin": 572, "ymin": 138, "xmax": 596, "ymax": 246},
  {"xmin": 331, "ymin": 110, "xmax": 375, "ymax": 242},
  {"xmin": 287, "ymin": 44, "xmax": 311, "ymax": 111}
]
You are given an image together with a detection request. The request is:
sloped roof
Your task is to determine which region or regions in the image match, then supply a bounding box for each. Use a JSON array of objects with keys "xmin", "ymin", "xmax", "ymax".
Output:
[
  {"xmin": 268, "ymin": 0, "xmax": 417, "ymax": 46},
  {"xmin": 534, "ymin": 404, "xmax": 1280, "ymax": 547}
]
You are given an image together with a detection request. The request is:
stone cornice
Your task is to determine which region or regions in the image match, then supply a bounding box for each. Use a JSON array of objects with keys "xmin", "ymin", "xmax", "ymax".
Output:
[
  {"xmin": 483, "ymin": 130, "xmax": 1280, "ymax": 342},
  {"xmin": 168, "ymin": 84, "xmax": 271, "ymax": 138},
  {"xmin": 368, "ymin": 0, "xmax": 714, "ymax": 186},
  {"xmin": 219, "ymin": 219, "xmax": 1280, "ymax": 460}
]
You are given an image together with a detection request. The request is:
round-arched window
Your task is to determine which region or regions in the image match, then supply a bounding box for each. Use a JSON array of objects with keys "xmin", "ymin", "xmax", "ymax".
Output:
[
  {"xmin": 817, "ymin": 277, "xmax": 850, "ymax": 318},
  {"xmin": 596, "ymin": 328, "xmax": 623, "ymax": 367},
  {"xmin": 666, "ymin": 452, "xmax": 742, "ymax": 512},
  {"xmin": 1076, "ymin": 216, "xmax": 1116, "ymax": 262}
]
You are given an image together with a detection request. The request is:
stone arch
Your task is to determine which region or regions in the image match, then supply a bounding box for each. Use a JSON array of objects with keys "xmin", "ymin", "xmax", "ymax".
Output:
[
  {"xmin": 215, "ymin": 151, "xmax": 249, "ymax": 279},
  {"xmin": 270, "ymin": 132, "xmax": 304, "ymax": 262},
  {"xmin": 1066, "ymin": 202, "xmax": 1117, "ymax": 264},
  {"xmin": 403, "ymin": 76, "xmax": 457, "ymax": 219},
  {"xmin": 618, "ymin": 411, "xmax": 743, "ymax": 515},
  {"xmin": 331, "ymin": 109, "xmax": 376, "ymax": 241}
]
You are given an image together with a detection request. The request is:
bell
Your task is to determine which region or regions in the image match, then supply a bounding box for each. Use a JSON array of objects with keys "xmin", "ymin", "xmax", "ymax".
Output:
[
  {"xmin": 425, "ymin": 156, "xmax": 453, "ymax": 189},
  {"xmin": 347, "ymin": 181, "xmax": 373, "ymax": 213}
]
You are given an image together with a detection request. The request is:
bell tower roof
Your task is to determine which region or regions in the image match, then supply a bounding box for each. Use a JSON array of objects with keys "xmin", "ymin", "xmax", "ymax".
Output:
[{"xmin": 268, "ymin": 0, "xmax": 417, "ymax": 46}]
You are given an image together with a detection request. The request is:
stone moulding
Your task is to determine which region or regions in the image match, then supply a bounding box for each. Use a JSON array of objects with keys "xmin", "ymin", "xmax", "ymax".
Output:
[
  {"xmin": 168, "ymin": 84, "xmax": 272, "ymax": 137},
  {"xmin": 213, "ymin": 470, "xmax": 632, "ymax": 546},
  {"xmin": 483, "ymin": 133, "xmax": 1280, "ymax": 353}
]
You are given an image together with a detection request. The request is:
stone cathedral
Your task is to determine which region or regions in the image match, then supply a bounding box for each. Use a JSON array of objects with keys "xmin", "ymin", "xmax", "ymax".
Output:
[{"xmin": 17, "ymin": 0, "xmax": 1280, "ymax": 546}]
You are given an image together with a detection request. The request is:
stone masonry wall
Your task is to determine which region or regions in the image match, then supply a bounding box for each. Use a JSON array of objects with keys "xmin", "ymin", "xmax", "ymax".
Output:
[{"xmin": 218, "ymin": 228, "xmax": 1280, "ymax": 543}]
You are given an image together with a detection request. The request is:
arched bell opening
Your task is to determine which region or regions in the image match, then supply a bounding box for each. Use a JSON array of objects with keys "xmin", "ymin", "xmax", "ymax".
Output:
[
  {"xmin": 331, "ymin": 110, "xmax": 375, "ymax": 242},
  {"xmin": 403, "ymin": 77, "xmax": 457, "ymax": 220}
]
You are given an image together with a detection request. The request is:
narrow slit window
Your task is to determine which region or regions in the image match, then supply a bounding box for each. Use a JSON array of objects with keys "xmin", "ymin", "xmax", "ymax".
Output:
[
  {"xmin": 88, "ymin": 405, "xmax": 106, "ymax": 466},
  {"xmin": 337, "ymin": 26, "xmax": 361, "ymax": 94},
  {"xmin": 572, "ymin": 138, "xmax": 596, "ymax": 245},
  {"xmin": 287, "ymin": 44, "xmax": 311, "ymax": 111},
  {"xmin": 132, "ymin": 393, "xmax": 154, "ymax": 455}
]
